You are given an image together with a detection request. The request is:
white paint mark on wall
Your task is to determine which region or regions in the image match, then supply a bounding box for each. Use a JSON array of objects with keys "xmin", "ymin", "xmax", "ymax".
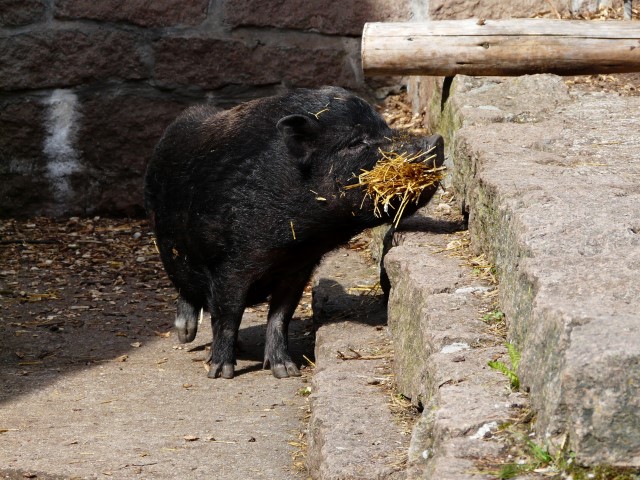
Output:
[{"xmin": 43, "ymin": 89, "xmax": 82, "ymax": 203}]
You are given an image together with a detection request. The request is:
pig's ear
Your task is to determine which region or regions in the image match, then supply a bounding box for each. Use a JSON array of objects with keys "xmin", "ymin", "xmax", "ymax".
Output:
[{"xmin": 277, "ymin": 114, "xmax": 320, "ymax": 159}]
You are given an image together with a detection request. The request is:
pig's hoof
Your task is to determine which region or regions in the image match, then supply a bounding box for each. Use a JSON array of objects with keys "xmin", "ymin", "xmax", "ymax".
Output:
[
  {"xmin": 175, "ymin": 312, "xmax": 199, "ymax": 343},
  {"xmin": 264, "ymin": 359, "xmax": 301, "ymax": 378},
  {"xmin": 207, "ymin": 362, "xmax": 235, "ymax": 379},
  {"xmin": 176, "ymin": 325, "xmax": 197, "ymax": 343}
]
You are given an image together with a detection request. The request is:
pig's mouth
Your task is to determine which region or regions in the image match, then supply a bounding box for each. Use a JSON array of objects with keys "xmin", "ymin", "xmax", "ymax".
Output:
[{"xmin": 344, "ymin": 134, "xmax": 446, "ymax": 226}]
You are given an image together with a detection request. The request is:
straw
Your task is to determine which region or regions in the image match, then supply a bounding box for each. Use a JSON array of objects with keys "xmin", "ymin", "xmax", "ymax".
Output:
[{"xmin": 345, "ymin": 146, "xmax": 445, "ymax": 227}]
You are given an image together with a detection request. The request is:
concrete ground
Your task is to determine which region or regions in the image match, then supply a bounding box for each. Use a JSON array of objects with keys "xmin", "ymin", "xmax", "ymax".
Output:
[
  {"xmin": 0, "ymin": 218, "xmax": 313, "ymax": 480},
  {"xmin": 0, "ymin": 213, "xmax": 509, "ymax": 480},
  {"xmin": 1, "ymin": 309, "xmax": 312, "ymax": 479}
]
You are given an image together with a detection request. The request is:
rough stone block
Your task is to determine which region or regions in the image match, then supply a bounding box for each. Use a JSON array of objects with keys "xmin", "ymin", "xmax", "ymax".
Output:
[
  {"xmin": 77, "ymin": 92, "xmax": 191, "ymax": 216},
  {"xmin": 407, "ymin": 76, "xmax": 444, "ymax": 132},
  {"xmin": 54, "ymin": 0, "xmax": 209, "ymax": 27},
  {"xmin": 437, "ymin": 74, "xmax": 640, "ymax": 466},
  {"xmin": 0, "ymin": 0, "xmax": 47, "ymax": 26},
  {"xmin": 224, "ymin": 0, "xmax": 410, "ymax": 35},
  {"xmin": 0, "ymin": 29, "xmax": 147, "ymax": 90},
  {"xmin": 154, "ymin": 36, "xmax": 358, "ymax": 90},
  {"xmin": 0, "ymin": 90, "xmax": 190, "ymax": 217},
  {"xmin": 385, "ymin": 244, "xmax": 496, "ymax": 404},
  {"xmin": 572, "ymin": 0, "xmax": 625, "ymax": 14},
  {"xmin": 383, "ymin": 209, "xmax": 524, "ymax": 479},
  {"xmin": 428, "ymin": 0, "xmax": 570, "ymax": 19},
  {"xmin": 424, "ymin": 0, "xmax": 625, "ymax": 21},
  {"xmin": 0, "ymin": 98, "xmax": 49, "ymax": 217},
  {"xmin": 0, "ymin": 98, "xmax": 46, "ymax": 166},
  {"xmin": 79, "ymin": 93, "xmax": 187, "ymax": 177}
]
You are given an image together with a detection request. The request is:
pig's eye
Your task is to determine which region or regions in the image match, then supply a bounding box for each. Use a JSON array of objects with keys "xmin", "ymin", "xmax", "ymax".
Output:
[{"xmin": 347, "ymin": 139, "xmax": 370, "ymax": 149}]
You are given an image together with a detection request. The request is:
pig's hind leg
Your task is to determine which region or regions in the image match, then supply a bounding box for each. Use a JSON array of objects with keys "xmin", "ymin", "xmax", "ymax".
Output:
[
  {"xmin": 175, "ymin": 295, "xmax": 202, "ymax": 343},
  {"xmin": 263, "ymin": 268, "xmax": 313, "ymax": 378}
]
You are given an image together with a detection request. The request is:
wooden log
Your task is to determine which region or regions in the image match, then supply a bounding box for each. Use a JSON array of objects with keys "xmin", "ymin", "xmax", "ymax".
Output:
[{"xmin": 362, "ymin": 19, "xmax": 640, "ymax": 76}]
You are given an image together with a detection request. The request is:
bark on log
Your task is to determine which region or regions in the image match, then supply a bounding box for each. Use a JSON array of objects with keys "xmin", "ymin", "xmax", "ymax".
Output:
[{"xmin": 362, "ymin": 19, "xmax": 640, "ymax": 76}]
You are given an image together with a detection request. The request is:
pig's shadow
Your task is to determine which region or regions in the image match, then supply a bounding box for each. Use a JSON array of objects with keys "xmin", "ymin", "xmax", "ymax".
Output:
[
  {"xmin": 312, "ymin": 278, "xmax": 387, "ymax": 328},
  {"xmin": 195, "ymin": 279, "xmax": 386, "ymax": 377}
]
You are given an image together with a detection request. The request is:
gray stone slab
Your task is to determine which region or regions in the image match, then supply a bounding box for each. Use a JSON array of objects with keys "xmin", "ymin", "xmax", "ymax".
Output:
[
  {"xmin": 437, "ymin": 74, "xmax": 640, "ymax": 466},
  {"xmin": 384, "ymin": 242, "xmax": 499, "ymax": 406},
  {"xmin": 383, "ymin": 212, "xmax": 525, "ymax": 479},
  {"xmin": 308, "ymin": 248, "xmax": 408, "ymax": 480}
]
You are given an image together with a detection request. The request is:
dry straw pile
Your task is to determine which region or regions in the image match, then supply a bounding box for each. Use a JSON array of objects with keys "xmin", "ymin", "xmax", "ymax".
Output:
[{"xmin": 346, "ymin": 146, "xmax": 445, "ymax": 227}]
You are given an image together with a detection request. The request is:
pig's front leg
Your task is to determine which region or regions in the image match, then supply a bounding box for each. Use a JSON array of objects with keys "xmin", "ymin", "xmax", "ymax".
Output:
[{"xmin": 263, "ymin": 267, "xmax": 313, "ymax": 378}]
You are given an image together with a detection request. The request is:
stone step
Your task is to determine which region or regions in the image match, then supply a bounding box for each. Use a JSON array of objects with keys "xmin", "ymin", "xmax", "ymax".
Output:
[
  {"xmin": 308, "ymin": 247, "xmax": 408, "ymax": 479},
  {"xmin": 434, "ymin": 74, "xmax": 640, "ymax": 467},
  {"xmin": 308, "ymin": 221, "xmax": 529, "ymax": 479},
  {"xmin": 383, "ymin": 209, "xmax": 529, "ymax": 479}
]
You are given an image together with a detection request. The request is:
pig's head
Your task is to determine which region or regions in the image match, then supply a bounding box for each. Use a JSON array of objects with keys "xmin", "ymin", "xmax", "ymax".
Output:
[{"xmin": 276, "ymin": 86, "xmax": 444, "ymax": 227}]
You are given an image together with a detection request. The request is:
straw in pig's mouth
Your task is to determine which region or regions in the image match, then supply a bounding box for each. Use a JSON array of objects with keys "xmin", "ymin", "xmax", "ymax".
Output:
[{"xmin": 345, "ymin": 146, "xmax": 446, "ymax": 227}]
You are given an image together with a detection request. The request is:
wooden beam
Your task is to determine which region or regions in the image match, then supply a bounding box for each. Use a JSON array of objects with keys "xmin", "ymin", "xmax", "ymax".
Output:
[{"xmin": 362, "ymin": 19, "xmax": 640, "ymax": 77}]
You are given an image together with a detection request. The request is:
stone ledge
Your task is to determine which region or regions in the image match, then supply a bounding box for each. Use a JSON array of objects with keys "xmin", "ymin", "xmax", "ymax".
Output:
[
  {"xmin": 434, "ymin": 74, "xmax": 640, "ymax": 466},
  {"xmin": 308, "ymin": 248, "xmax": 409, "ymax": 480},
  {"xmin": 383, "ymin": 210, "xmax": 524, "ymax": 479}
]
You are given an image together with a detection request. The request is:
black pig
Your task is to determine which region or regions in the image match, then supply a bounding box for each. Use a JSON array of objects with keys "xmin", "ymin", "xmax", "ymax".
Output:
[{"xmin": 144, "ymin": 86, "xmax": 444, "ymax": 379}]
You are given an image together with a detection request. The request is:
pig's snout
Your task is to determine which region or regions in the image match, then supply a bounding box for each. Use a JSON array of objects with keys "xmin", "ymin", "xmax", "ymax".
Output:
[{"xmin": 421, "ymin": 134, "xmax": 445, "ymax": 168}]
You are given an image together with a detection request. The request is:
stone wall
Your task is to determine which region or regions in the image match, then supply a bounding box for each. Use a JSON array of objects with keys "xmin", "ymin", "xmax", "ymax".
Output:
[
  {"xmin": 0, "ymin": 0, "xmax": 409, "ymax": 217},
  {"xmin": 2, "ymin": 0, "xmax": 626, "ymax": 217},
  {"xmin": 413, "ymin": 0, "xmax": 622, "ymax": 20}
]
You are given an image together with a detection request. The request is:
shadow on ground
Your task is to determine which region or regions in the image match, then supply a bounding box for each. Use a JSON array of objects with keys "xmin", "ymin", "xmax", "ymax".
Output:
[
  {"xmin": 0, "ymin": 217, "xmax": 315, "ymax": 406},
  {"xmin": 0, "ymin": 305, "xmax": 315, "ymax": 405},
  {"xmin": 312, "ymin": 279, "xmax": 388, "ymax": 328}
]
